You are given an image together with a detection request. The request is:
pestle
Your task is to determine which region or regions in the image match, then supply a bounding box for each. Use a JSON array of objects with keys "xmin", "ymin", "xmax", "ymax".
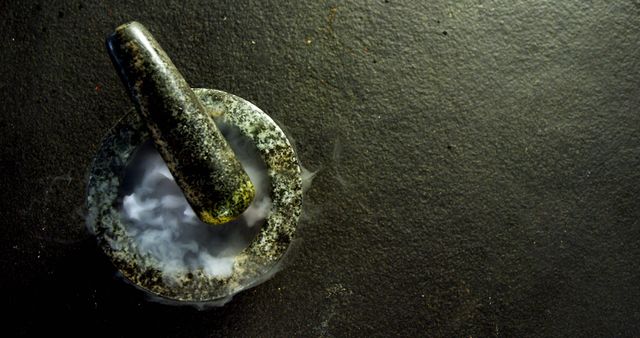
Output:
[{"xmin": 106, "ymin": 21, "xmax": 255, "ymax": 225}]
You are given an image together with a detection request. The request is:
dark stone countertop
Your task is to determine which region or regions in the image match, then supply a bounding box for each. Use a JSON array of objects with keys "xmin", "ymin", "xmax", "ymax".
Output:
[{"xmin": 1, "ymin": 1, "xmax": 639, "ymax": 336}]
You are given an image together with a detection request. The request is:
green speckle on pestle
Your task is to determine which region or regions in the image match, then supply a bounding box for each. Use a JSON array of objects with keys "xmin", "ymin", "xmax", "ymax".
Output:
[{"xmin": 107, "ymin": 21, "xmax": 255, "ymax": 225}]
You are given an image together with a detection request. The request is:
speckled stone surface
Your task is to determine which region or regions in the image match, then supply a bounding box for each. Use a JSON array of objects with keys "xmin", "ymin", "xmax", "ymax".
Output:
[
  {"xmin": 3, "ymin": 1, "xmax": 640, "ymax": 336},
  {"xmin": 107, "ymin": 22, "xmax": 255, "ymax": 225},
  {"xmin": 87, "ymin": 88, "xmax": 302, "ymax": 301}
]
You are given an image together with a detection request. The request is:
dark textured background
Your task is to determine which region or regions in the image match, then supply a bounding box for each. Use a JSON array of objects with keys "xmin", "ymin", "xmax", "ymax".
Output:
[{"xmin": 2, "ymin": 1, "xmax": 640, "ymax": 336}]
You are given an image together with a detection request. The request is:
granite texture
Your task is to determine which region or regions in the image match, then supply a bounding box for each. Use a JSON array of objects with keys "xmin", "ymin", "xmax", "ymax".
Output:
[
  {"xmin": 1, "ymin": 1, "xmax": 640, "ymax": 336},
  {"xmin": 87, "ymin": 88, "xmax": 302, "ymax": 302},
  {"xmin": 107, "ymin": 22, "xmax": 256, "ymax": 225}
]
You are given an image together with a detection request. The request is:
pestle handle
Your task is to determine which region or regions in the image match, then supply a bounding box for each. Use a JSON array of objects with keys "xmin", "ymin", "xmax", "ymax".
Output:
[{"xmin": 106, "ymin": 21, "xmax": 255, "ymax": 225}]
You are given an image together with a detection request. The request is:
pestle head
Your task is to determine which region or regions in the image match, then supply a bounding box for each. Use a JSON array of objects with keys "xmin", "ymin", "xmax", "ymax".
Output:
[{"xmin": 106, "ymin": 21, "xmax": 255, "ymax": 225}]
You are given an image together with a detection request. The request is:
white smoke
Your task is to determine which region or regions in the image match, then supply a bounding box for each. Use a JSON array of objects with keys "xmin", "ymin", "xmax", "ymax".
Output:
[{"xmin": 119, "ymin": 120, "xmax": 271, "ymax": 282}]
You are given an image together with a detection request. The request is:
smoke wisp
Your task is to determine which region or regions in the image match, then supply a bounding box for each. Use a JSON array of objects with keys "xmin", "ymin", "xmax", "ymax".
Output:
[{"xmin": 119, "ymin": 120, "xmax": 271, "ymax": 281}]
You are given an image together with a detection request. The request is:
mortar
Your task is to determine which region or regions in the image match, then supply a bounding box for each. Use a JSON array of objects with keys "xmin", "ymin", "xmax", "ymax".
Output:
[{"xmin": 86, "ymin": 22, "xmax": 303, "ymax": 303}]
